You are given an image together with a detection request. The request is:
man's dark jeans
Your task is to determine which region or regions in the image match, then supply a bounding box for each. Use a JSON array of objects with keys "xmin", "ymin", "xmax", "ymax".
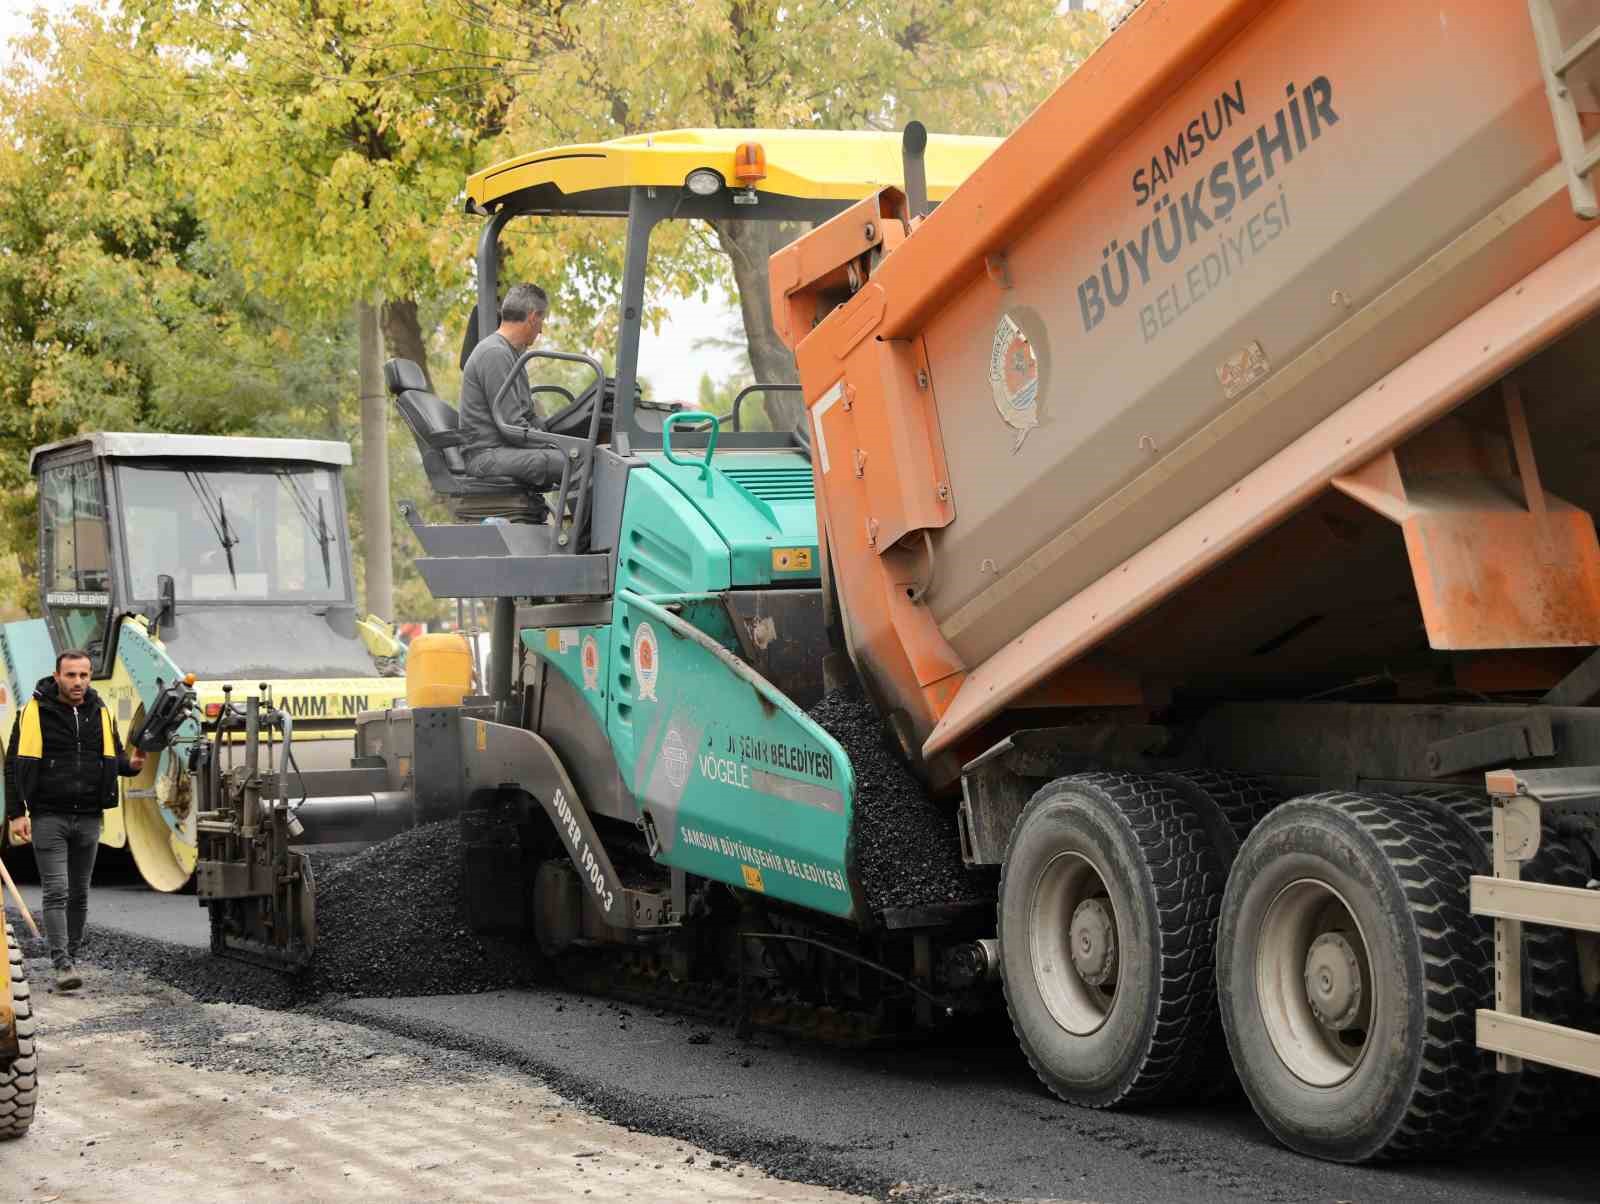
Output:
[
  {"xmin": 31, "ymin": 811, "xmax": 101, "ymax": 969},
  {"xmin": 467, "ymin": 446, "xmax": 563, "ymax": 491}
]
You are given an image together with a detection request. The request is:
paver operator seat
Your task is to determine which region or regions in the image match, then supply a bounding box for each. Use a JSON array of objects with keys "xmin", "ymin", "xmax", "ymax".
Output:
[{"xmin": 384, "ymin": 357, "xmax": 543, "ymax": 523}]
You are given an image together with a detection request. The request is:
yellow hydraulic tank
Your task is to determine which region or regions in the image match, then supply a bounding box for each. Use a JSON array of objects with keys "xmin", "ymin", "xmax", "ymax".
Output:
[{"xmin": 405, "ymin": 634, "xmax": 473, "ymax": 708}]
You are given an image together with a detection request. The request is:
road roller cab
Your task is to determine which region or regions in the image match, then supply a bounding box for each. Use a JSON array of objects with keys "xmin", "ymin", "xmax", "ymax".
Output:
[{"xmin": 0, "ymin": 433, "xmax": 407, "ymax": 890}]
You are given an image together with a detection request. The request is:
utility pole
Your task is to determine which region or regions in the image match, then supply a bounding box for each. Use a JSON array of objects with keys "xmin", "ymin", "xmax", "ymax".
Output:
[{"xmin": 356, "ymin": 297, "xmax": 394, "ymax": 621}]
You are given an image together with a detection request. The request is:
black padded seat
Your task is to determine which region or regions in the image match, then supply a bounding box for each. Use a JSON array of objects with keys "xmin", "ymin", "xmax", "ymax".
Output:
[{"xmin": 384, "ymin": 358, "xmax": 541, "ymax": 522}]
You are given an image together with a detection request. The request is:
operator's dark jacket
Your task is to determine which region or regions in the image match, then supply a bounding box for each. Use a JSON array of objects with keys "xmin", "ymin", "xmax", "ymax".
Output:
[{"xmin": 4, "ymin": 676, "xmax": 138, "ymax": 821}]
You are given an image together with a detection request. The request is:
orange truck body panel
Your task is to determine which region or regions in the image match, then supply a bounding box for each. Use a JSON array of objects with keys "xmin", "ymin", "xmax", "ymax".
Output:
[{"xmin": 775, "ymin": 0, "xmax": 1600, "ymax": 772}]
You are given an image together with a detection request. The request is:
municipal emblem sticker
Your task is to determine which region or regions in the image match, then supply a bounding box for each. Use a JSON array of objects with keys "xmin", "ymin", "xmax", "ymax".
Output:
[
  {"xmin": 662, "ymin": 728, "xmax": 689, "ymax": 788},
  {"xmin": 635, "ymin": 622, "xmax": 660, "ymax": 701},
  {"xmin": 580, "ymin": 634, "xmax": 600, "ymax": 691},
  {"xmin": 989, "ymin": 311, "xmax": 1040, "ymax": 452}
]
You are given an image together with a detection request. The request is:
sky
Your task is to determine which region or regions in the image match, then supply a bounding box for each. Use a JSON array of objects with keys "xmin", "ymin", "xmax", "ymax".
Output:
[{"xmin": 638, "ymin": 286, "xmax": 749, "ymax": 403}]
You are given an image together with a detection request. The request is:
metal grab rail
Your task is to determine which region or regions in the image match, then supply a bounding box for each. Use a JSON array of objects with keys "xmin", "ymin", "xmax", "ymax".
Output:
[
  {"xmin": 486, "ymin": 347, "xmax": 606, "ymax": 551},
  {"xmin": 662, "ymin": 412, "xmax": 720, "ymax": 496},
  {"xmin": 1530, "ymin": 0, "xmax": 1600, "ymax": 219}
]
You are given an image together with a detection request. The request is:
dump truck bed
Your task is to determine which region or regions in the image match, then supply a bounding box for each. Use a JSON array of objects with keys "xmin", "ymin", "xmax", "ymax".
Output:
[{"xmin": 777, "ymin": 0, "xmax": 1600, "ymax": 767}]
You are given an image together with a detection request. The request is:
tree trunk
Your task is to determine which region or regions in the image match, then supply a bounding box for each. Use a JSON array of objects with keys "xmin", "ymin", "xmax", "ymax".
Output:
[
  {"xmin": 711, "ymin": 218, "xmax": 803, "ymax": 431},
  {"xmin": 381, "ymin": 297, "xmax": 431, "ymax": 389},
  {"xmin": 357, "ymin": 298, "xmax": 394, "ymax": 621}
]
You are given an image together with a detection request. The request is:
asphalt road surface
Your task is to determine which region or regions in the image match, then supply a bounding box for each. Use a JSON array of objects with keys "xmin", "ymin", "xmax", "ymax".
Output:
[
  {"xmin": 10, "ymin": 861, "xmax": 1600, "ymax": 1203},
  {"xmin": 4, "ymin": 964, "xmax": 862, "ymax": 1203}
]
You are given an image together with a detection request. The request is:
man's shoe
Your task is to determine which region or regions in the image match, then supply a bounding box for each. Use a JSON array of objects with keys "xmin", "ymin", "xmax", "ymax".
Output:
[{"xmin": 55, "ymin": 966, "xmax": 82, "ymax": 992}]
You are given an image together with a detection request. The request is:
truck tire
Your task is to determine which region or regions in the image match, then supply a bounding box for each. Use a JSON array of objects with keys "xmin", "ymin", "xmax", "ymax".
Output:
[
  {"xmin": 1408, "ymin": 788, "xmax": 1594, "ymax": 1143},
  {"xmin": 0, "ymin": 923, "xmax": 38, "ymax": 1140},
  {"xmin": 998, "ymin": 772, "xmax": 1225, "ymax": 1108},
  {"xmin": 1165, "ymin": 769, "xmax": 1282, "ymax": 858},
  {"xmin": 1157, "ymin": 770, "xmax": 1283, "ymax": 1101},
  {"xmin": 1218, "ymin": 793, "xmax": 1490, "ymax": 1161}
]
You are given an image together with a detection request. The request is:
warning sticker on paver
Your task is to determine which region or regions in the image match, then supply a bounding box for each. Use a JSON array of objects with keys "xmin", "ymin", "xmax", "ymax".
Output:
[
  {"xmin": 635, "ymin": 622, "xmax": 660, "ymax": 701},
  {"xmin": 581, "ymin": 634, "xmax": 600, "ymax": 691},
  {"xmin": 772, "ymin": 547, "xmax": 813, "ymax": 573}
]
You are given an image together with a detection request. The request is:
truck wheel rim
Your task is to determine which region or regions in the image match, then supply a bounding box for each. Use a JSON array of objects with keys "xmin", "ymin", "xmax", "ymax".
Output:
[
  {"xmin": 1257, "ymin": 878, "xmax": 1375, "ymax": 1087},
  {"xmin": 1030, "ymin": 851, "xmax": 1118, "ymax": 1035}
]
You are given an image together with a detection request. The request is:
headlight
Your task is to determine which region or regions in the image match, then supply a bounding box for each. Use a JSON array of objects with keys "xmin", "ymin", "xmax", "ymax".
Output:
[{"xmin": 685, "ymin": 168, "xmax": 723, "ymax": 196}]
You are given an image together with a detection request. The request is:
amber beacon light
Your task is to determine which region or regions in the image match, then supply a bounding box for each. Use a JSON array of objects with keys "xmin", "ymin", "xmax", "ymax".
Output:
[{"xmin": 733, "ymin": 141, "xmax": 767, "ymax": 186}]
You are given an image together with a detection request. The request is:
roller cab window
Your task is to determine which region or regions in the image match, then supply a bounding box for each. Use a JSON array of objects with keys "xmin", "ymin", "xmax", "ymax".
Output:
[{"xmin": 38, "ymin": 458, "xmax": 113, "ymax": 660}]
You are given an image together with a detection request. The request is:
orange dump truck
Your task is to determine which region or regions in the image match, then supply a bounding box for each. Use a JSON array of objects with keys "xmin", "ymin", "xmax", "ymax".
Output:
[{"xmin": 774, "ymin": 0, "xmax": 1600, "ymax": 1164}]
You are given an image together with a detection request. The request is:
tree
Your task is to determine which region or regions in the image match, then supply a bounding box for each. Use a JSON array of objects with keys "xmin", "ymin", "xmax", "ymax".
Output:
[
  {"xmin": 112, "ymin": 0, "xmax": 1106, "ymax": 421},
  {"xmin": 0, "ymin": 9, "xmax": 351, "ymax": 609},
  {"xmin": 114, "ymin": 0, "xmax": 516, "ymax": 612}
]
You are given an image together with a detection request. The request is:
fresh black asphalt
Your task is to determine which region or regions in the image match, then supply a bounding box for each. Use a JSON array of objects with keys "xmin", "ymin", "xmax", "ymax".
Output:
[{"xmin": 7, "ymin": 851, "xmax": 1600, "ymax": 1202}]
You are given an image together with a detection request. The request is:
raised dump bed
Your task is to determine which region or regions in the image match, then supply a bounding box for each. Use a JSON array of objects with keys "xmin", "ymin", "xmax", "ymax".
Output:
[{"xmin": 775, "ymin": 0, "xmax": 1600, "ymax": 769}]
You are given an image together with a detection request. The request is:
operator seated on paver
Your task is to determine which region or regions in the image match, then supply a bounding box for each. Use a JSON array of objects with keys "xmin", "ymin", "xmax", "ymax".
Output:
[
  {"xmin": 458, "ymin": 282, "xmax": 564, "ymax": 521},
  {"xmin": 4, "ymin": 649, "xmax": 145, "ymax": 992}
]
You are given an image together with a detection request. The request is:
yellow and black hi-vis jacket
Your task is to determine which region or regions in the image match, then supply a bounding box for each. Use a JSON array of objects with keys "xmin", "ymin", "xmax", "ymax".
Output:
[{"xmin": 4, "ymin": 677, "xmax": 135, "ymax": 821}]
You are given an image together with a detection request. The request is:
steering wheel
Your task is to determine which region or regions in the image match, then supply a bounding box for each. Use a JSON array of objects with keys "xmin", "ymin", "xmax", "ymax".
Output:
[
  {"xmin": 543, "ymin": 376, "xmax": 641, "ymax": 439},
  {"xmin": 531, "ymin": 384, "xmax": 577, "ymax": 414}
]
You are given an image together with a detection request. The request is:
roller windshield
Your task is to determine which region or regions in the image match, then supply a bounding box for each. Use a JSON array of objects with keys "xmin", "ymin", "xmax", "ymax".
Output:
[{"xmin": 117, "ymin": 462, "xmax": 348, "ymax": 603}]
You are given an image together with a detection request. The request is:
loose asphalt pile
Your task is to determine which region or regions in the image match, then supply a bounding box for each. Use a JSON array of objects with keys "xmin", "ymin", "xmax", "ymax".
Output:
[
  {"xmin": 304, "ymin": 820, "xmax": 537, "ymax": 1000},
  {"xmin": 807, "ymin": 686, "xmax": 994, "ymax": 914},
  {"xmin": 30, "ymin": 821, "xmax": 538, "ymax": 1009}
]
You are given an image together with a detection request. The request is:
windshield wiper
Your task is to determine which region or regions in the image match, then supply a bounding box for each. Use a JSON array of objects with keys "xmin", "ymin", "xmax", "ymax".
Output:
[
  {"xmin": 315, "ymin": 496, "xmax": 331, "ymax": 588},
  {"xmin": 217, "ymin": 496, "xmax": 238, "ymax": 588},
  {"xmin": 275, "ymin": 470, "xmax": 334, "ymax": 588},
  {"xmin": 184, "ymin": 471, "xmax": 239, "ymax": 589}
]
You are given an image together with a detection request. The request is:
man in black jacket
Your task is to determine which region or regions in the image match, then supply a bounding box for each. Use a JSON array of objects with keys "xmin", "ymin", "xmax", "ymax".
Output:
[{"xmin": 5, "ymin": 650, "xmax": 143, "ymax": 991}]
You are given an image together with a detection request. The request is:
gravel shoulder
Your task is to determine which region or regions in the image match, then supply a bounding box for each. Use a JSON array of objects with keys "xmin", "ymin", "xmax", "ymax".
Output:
[{"xmin": 0, "ymin": 957, "xmax": 865, "ymax": 1204}]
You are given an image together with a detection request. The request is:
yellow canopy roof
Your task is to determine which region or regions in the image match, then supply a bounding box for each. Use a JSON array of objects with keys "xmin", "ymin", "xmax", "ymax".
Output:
[{"xmin": 467, "ymin": 127, "xmax": 1001, "ymax": 213}]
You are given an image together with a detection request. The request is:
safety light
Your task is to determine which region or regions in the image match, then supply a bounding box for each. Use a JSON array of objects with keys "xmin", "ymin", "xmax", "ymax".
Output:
[
  {"xmin": 733, "ymin": 142, "xmax": 766, "ymax": 186},
  {"xmin": 685, "ymin": 168, "xmax": 723, "ymax": 196},
  {"xmin": 204, "ymin": 702, "xmax": 223, "ymax": 718}
]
